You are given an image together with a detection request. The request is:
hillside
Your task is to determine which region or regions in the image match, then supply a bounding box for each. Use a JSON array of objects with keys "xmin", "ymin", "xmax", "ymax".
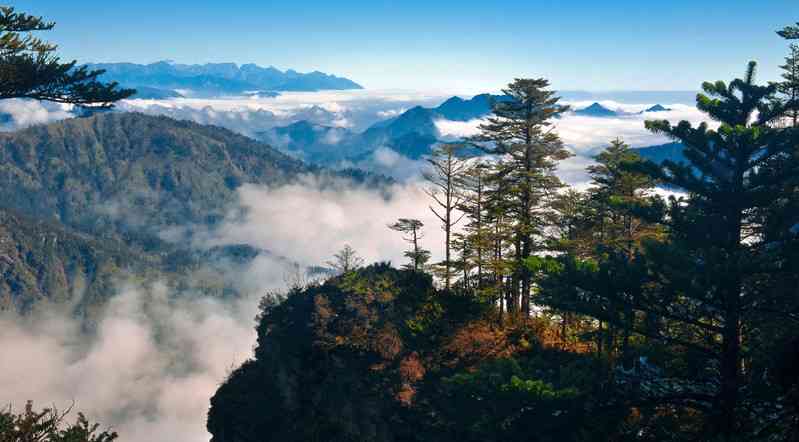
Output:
[
  {"xmin": 0, "ymin": 112, "xmax": 310, "ymax": 243},
  {"xmin": 0, "ymin": 208, "xmax": 159, "ymax": 314}
]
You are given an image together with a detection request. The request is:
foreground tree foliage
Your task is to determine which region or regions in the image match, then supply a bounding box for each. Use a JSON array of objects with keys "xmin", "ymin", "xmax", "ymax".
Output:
[
  {"xmin": 211, "ymin": 53, "xmax": 799, "ymax": 440},
  {"xmin": 0, "ymin": 402, "xmax": 117, "ymax": 442},
  {"xmin": 532, "ymin": 62, "xmax": 799, "ymax": 441},
  {"xmin": 0, "ymin": 7, "xmax": 133, "ymax": 106}
]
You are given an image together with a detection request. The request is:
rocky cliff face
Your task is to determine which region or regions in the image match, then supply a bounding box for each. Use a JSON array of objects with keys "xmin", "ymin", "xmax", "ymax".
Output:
[{"xmin": 207, "ymin": 265, "xmax": 530, "ymax": 442}]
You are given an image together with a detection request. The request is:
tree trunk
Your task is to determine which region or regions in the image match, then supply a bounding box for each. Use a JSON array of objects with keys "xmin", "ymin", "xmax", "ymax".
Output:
[{"xmin": 718, "ymin": 203, "xmax": 743, "ymax": 441}]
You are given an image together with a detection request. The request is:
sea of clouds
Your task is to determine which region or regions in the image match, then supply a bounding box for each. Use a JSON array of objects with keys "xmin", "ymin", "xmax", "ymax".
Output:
[
  {"xmin": 118, "ymin": 89, "xmax": 450, "ymax": 135},
  {"xmin": 435, "ymin": 100, "xmax": 713, "ymax": 186},
  {"xmin": 0, "ymin": 90, "xmax": 706, "ymax": 441}
]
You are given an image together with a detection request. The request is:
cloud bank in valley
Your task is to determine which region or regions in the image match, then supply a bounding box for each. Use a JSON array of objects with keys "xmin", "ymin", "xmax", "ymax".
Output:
[
  {"xmin": 436, "ymin": 102, "xmax": 708, "ymax": 150},
  {"xmin": 0, "ymin": 176, "xmax": 448, "ymax": 442},
  {"xmin": 120, "ymin": 89, "xmax": 454, "ymax": 135},
  {"xmin": 0, "ymin": 282, "xmax": 262, "ymax": 442},
  {"xmin": 0, "ymin": 90, "xmax": 453, "ymax": 134},
  {"xmin": 188, "ymin": 176, "xmax": 446, "ymax": 268}
]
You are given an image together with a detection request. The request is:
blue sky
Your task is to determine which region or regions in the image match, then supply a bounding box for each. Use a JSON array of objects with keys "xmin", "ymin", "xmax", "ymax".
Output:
[{"xmin": 12, "ymin": 0, "xmax": 799, "ymax": 92}]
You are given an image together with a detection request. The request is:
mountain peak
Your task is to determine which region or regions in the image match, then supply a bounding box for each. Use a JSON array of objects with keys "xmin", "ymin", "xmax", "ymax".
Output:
[
  {"xmin": 575, "ymin": 102, "xmax": 618, "ymax": 117},
  {"xmin": 643, "ymin": 104, "xmax": 671, "ymax": 112},
  {"xmin": 440, "ymin": 96, "xmax": 465, "ymax": 105}
]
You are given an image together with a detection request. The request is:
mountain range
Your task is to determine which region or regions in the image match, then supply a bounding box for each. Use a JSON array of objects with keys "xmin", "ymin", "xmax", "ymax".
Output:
[
  {"xmin": 259, "ymin": 96, "xmax": 678, "ymax": 165},
  {"xmin": 258, "ymin": 93, "xmax": 509, "ymax": 163},
  {"xmin": 88, "ymin": 61, "xmax": 363, "ymax": 97},
  {"xmin": 573, "ymin": 102, "xmax": 672, "ymax": 118}
]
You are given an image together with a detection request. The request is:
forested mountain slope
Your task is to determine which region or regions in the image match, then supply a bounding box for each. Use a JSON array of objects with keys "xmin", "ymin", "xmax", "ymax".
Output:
[
  {"xmin": 0, "ymin": 112, "xmax": 387, "ymax": 312},
  {"xmin": 0, "ymin": 112, "xmax": 309, "ymax": 242},
  {"xmin": 0, "ymin": 208, "xmax": 159, "ymax": 313}
]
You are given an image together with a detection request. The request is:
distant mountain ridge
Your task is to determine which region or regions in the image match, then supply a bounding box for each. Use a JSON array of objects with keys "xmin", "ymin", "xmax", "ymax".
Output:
[
  {"xmin": 88, "ymin": 61, "xmax": 363, "ymax": 96},
  {"xmin": 260, "ymin": 95, "xmax": 684, "ymax": 167},
  {"xmin": 573, "ymin": 102, "xmax": 672, "ymax": 117},
  {"xmin": 643, "ymin": 104, "xmax": 671, "ymax": 112},
  {"xmin": 259, "ymin": 93, "xmax": 509, "ymax": 163}
]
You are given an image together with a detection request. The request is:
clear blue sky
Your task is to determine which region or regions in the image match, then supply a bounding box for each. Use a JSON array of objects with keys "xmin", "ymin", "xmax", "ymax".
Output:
[{"xmin": 12, "ymin": 0, "xmax": 799, "ymax": 91}]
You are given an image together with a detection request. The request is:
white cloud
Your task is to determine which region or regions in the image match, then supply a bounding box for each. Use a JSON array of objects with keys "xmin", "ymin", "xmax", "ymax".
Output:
[
  {"xmin": 120, "ymin": 89, "xmax": 453, "ymax": 135},
  {"xmin": 377, "ymin": 108, "xmax": 407, "ymax": 118},
  {"xmin": 555, "ymin": 103, "xmax": 711, "ymax": 154},
  {"xmin": 0, "ymin": 99, "xmax": 74, "ymax": 131},
  {"xmin": 433, "ymin": 104, "xmax": 709, "ymax": 154},
  {"xmin": 0, "ymin": 279, "xmax": 268, "ymax": 442},
  {"xmin": 434, "ymin": 117, "xmax": 485, "ymax": 139},
  {"xmin": 555, "ymin": 153, "xmax": 597, "ymax": 189},
  {"xmin": 349, "ymin": 147, "xmax": 430, "ymax": 181},
  {"xmin": 188, "ymin": 176, "xmax": 445, "ymax": 268},
  {"xmin": 321, "ymin": 128, "xmax": 345, "ymax": 145}
]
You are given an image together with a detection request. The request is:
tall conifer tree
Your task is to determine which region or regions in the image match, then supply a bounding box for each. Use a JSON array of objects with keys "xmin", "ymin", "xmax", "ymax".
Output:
[
  {"xmin": 388, "ymin": 218, "xmax": 431, "ymax": 271},
  {"xmin": 0, "ymin": 7, "xmax": 133, "ymax": 106},
  {"xmin": 424, "ymin": 143, "xmax": 469, "ymax": 289},
  {"xmin": 627, "ymin": 62, "xmax": 790, "ymax": 439},
  {"xmin": 472, "ymin": 78, "xmax": 571, "ymax": 316}
]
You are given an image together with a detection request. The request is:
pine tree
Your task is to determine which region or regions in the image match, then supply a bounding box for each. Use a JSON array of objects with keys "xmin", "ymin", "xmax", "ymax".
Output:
[
  {"xmin": 0, "ymin": 401, "xmax": 117, "ymax": 442},
  {"xmin": 388, "ymin": 218, "xmax": 431, "ymax": 271},
  {"xmin": 588, "ymin": 139, "xmax": 664, "ymax": 366},
  {"xmin": 630, "ymin": 62, "xmax": 791, "ymax": 439},
  {"xmin": 326, "ymin": 245, "xmax": 365, "ymax": 274},
  {"xmin": 536, "ymin": 62, "xmax": 797, "ymax": 440},
  {"xmin": 586, "ymin": 138, "xmax": 661, "ymax": 256},
  {"xmin": 456, "ymin": 161, "xmax": 492, "ymax": 289},
  {"xmin": 774, "ymin": 29, "xmax": 799, "ymax": 127},
  {"xmin": 451, "ymin": 231, "xmax": 474, "ymax": 290},
  {"xmin": 482, "ymin": 162, "xmax": 519, "ymax": 317},
  {"xmin": 540, "ymin": 139, "xmax": 663, "ymax": 365},
  {"xmin": 0, "ymin": 7, "xmax": 134, "ymax": 106},
  {"xmin": 424, "ymin": 143, "xmax": 469, "ymax": 289},
  {"xmin": 549, "ymin": 188, "xmax": 593, "ymax": 258},
  {"xmin": 778, "ymin": 22, "xmax": 799, "ymax": 40},
  {"xmin": 472, "ymin": 78, "xmax": 572, "ymax": 316}
]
